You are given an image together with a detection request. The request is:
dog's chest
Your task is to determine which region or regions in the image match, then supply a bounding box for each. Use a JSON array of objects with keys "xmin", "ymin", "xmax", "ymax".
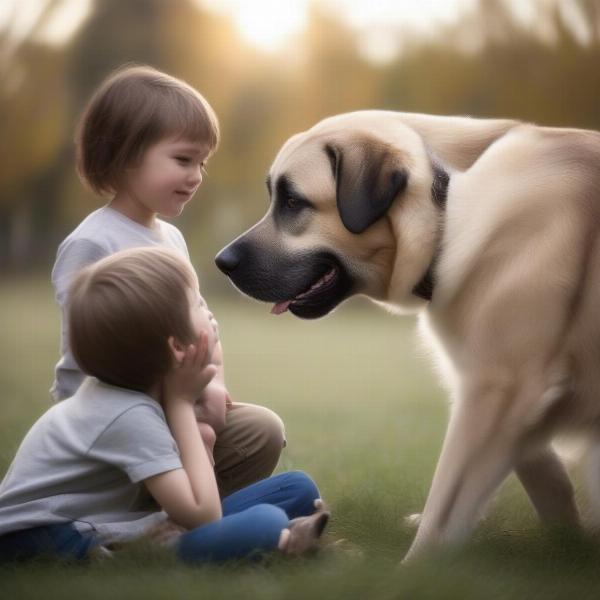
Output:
[{"xmin": 417, "ymin": 310, "xmax": 464, "ymax": 395}]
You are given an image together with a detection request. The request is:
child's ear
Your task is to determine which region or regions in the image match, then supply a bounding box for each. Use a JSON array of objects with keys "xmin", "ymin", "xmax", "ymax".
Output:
[{"xmin": 168, "ymin": 336, "xmax": 186, "ymax": 364}]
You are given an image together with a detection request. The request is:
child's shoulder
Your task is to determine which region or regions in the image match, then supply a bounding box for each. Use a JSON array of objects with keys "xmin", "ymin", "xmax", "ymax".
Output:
[
  {"xmin": 52, "ymin": 208, "xmax": 114, "ymax": 285},
  {"xmin": 70, "ymin": 378, "xmax": 166, "ymax": 431},
  {"xmin": 20, "ymin": 380, "xmax": 168, "ymax": 468},
  {"xmin": 72, "ymin": 380, "xmax": 172, "ymax": 452},
  {"xmin": 59, "ymin": 206, "xmax": 115, "ymax": 251},
  {"xmin": 58, "ymin": 206, "xmax": 177, "ymax": 256}
]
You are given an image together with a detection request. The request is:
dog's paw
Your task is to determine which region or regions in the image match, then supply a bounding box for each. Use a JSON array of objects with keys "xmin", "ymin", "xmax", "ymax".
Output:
[{"xmin": 403, "ymin": 513, "xmax": 422, "ymax": 528}]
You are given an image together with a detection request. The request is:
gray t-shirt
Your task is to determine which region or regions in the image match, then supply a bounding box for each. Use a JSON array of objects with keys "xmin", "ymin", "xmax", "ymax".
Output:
[
  {"xmin": 0, "ymin": 378, "xmax": 182, "ymax": 543},
  {"xmin": 51, "ymin": 205, "xmax": 189, "ymax": 401}
]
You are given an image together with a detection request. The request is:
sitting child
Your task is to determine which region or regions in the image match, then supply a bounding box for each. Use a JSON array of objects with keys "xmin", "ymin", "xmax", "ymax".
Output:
[
  {"xmin": 0, "ymin": 247, "xmax": 329, "ymax": 562},
  {"xmin": 51, "ymin": 64, "xmax": 285, "ymax": 497}
]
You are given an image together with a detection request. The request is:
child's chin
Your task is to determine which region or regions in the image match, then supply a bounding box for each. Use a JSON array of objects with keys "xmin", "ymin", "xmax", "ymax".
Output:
[{"xmin": 163, "ymin": 204, "xmax": 186, "ymax": 218}]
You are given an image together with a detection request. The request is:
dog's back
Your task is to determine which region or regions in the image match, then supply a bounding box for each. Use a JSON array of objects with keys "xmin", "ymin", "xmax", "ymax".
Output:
[{"xmin": 428, "ymin": 122, "xmax": 600, "ymax": 435}]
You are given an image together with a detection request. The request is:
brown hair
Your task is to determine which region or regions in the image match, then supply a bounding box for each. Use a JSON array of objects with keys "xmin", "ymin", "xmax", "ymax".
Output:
[
  {"xmin": 75, "ymin": 64, "xmax": 220, "ymax": 195},
  {"xmin": 68, "ymin": 247, "xmax": 198, "ymax": 393}
]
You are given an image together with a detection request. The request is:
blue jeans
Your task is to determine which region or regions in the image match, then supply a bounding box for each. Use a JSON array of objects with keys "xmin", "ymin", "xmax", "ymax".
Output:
[{"xmin": 0, "ymin": 471, "xmax": 320, "ymax": 563}]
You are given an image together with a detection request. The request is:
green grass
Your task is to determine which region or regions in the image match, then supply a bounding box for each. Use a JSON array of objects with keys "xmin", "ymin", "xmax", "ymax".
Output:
[{"xmin": 2, "ymin": 277, "xmax": 600, "ymax": 598}]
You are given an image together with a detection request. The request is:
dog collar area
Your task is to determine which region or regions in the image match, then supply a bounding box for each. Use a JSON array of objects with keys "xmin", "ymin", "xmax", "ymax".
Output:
[{"xmin": 411, "ymin": 162, "xmax": 450, "ymax": 302}]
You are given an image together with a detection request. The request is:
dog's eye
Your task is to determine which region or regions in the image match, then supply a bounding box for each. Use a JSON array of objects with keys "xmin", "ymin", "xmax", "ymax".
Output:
[
  {"xmin": 276, "ymin": 191, "xmax": 313, "ymax": 217},
  {"xmin": 286, "ymin": 197, "xmax": 300, "ymax": 210}
]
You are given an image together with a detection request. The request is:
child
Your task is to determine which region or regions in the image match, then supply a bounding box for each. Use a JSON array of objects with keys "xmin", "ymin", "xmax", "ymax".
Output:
[
  {"xmin": 0, "ymin": 247, "xmax": 329, "ymax": 562},
  {"xmin": 50, "ymin": 64, "xmax": 285, "ymax": 496}
]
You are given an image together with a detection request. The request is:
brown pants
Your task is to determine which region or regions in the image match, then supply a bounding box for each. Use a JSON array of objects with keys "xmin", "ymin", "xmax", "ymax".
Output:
[{"xmin": 213, "ymin": 402, "xmax": 286, "ymax": 498}]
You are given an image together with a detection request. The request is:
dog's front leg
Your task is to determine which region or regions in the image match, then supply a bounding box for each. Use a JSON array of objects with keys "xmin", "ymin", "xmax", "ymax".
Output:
[
  {"xmin": 515, "ymin": 447, "xmax": 579, "ymax": 526},
  {"xmin": 403, "ymin": 383, "xmax": 525, "ymax": 562}
]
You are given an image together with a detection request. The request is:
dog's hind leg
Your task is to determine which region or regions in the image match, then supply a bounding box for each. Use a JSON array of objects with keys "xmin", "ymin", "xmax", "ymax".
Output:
[
  {"xmin": 515, "ymin": 447, "xmax": 579, "ymax": 526},
  {"xmin": 407, "ymin": 447, "xmax": 579, "ymax": 531}
]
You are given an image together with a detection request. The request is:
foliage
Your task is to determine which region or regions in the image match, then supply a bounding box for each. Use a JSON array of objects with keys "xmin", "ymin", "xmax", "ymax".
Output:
[{"xmin": 1, "ymin": 0, "xmax": 599, "ymax": 278}]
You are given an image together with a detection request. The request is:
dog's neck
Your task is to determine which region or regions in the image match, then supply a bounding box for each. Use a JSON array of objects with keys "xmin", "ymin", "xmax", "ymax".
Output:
[{"xmin": 412, "ymin": 161, "xmax": 450, "ymax": 302}]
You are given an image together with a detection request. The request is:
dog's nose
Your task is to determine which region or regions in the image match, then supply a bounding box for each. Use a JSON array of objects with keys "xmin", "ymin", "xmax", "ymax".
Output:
[{"xmin": 215, "ymin": 245, "xmax": 241, "ymax": 275}]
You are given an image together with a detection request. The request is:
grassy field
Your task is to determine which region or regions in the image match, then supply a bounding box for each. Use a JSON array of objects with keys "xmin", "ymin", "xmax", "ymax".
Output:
[{"xmin": 2, "ymin": 277, "xmax": 600, "ymax": 599}]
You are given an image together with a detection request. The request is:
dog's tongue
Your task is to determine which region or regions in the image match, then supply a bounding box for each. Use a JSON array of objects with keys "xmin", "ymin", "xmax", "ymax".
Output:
[{"xmin": 271, "ymin": 300, "xmax": 292, "ymax": 315}]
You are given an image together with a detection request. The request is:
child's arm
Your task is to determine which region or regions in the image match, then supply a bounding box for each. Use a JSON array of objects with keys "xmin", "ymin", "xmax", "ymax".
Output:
[
  {"xmin": 195, "ymin": 309, "xmax": 231, "ymax": 431},
  {"xmin": 195, "ymin": 339, "xmax": 229, "ymax": 432},
  {"xmin": 145, "ymin": 334, "xmax": 222, "ymax": 530}
]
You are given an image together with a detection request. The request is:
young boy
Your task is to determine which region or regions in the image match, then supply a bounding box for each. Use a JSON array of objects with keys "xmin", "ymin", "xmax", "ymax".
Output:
[
  {"xmin": 50, "ymin": 64, "xmax": 285, "ymax": 495},
  {"xmin": 0, "ymin": 248, "xmax": 328, "ymax": 562}
]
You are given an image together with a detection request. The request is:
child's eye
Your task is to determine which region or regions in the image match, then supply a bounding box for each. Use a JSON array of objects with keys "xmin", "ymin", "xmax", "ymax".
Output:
[{"xmin": 175, "ymin": 156, "xmax": 191, "ymax": 164}]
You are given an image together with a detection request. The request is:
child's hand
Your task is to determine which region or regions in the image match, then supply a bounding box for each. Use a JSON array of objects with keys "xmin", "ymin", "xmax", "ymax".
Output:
[{"xmin": 162, "ymin": 332, "xmax": 217, "ymax": 406}]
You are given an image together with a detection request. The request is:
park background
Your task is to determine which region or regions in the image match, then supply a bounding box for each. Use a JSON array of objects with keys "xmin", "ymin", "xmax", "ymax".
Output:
[{"xmin": 3, "ymin": 1, "xmax": 600, "ymax": 598}]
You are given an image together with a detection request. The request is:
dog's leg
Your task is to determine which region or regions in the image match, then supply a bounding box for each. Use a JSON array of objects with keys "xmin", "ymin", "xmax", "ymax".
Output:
[
  {"xmin": 403, "ymin": 381, "xmax": 534, "ymax": 562},
  {"xmin": 515, "ymin": 447, "xmax": 579, "ymax": 526},
  {"xmin": 406, "ymin": 448, "xmax": 578, "ymax": 532}
]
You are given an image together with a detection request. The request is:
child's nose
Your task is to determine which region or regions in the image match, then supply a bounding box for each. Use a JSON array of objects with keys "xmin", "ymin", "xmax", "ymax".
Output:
[{"xmin": 188, "ymin": 165, "xmax": 202, "ymax": 187}]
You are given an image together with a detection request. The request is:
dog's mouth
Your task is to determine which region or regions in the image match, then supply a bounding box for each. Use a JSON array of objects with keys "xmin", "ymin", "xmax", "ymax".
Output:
[
  {"xmin": 215, "ymin": 240, "xmax": 355, "ymax": 319},
  {"xmin": 271, "ymin": 260, "xmax": 352, "ymax": 319}
]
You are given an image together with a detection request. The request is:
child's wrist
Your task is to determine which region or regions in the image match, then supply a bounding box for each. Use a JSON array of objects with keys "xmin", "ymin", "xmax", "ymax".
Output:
[{"xmin": 164, "ymin": 391, "xmax": 197, "ymax": 408}]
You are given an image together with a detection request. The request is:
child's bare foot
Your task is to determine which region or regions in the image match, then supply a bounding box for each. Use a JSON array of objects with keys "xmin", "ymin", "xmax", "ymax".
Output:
[{"xmin": 280, "ymin": 499, "xmax": 330, "ymax": 556}]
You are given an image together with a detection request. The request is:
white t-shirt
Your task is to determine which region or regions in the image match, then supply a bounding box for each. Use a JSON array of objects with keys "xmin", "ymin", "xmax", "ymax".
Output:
[
  {"xmin": 0, "ymin": 378, "xmax": 182, "ymax": 543},
  {"xmin": 50, "ymin": 206, "xmax": 190, "ymax": 401}
]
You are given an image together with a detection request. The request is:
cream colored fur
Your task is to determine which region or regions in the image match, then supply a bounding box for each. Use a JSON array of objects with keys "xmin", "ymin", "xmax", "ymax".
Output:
[{"xmin": 268, "ymin": 111, "xmax": 600, "ymax": 561}]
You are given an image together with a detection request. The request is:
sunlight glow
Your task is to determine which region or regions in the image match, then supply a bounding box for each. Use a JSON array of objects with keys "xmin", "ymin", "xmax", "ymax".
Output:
[
  {"xmin": 0, "ymin": 0, "xmax": 45, "ymax": 46},
  {"xmin": 200, "ymin": 0, "xmax": 477, "ymax": 62},
  {"xmin": 0, "ymin": 0, "xmax": 91, "ymax": 47},
  {"xmin": 37, "ymin": 0, "xmax": 92, "ymax": 45},
  {"xmin": 331, "ymin": 0, "xmax": 476, "ymax": 32},
  {"xmin": 200, "ymin": 0, "xmax": 308, "ymax": 52}
]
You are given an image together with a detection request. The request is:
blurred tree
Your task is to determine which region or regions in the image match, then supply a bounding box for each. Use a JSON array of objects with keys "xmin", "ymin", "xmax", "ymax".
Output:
[
  {"xmin": 301, "ymin": 5, "xmax": 381, "ymax": 118},
  {"xmin": 2, "ymin": 0, "xmax": 600, "ymax": 278},
  {"xmin": 381, "ymin": 0, "xmax": 600, "ymax": 129},
  {"xmin": 61, "ymin": 0, "xmax": 174, "ymax": 230},
  {"xmin": 0, "ymin": 0, "xmax": 70, "ymax": 271},
  {"xmin": 575, "ymin": 0, "xmax": 600, "ymax": 43}
]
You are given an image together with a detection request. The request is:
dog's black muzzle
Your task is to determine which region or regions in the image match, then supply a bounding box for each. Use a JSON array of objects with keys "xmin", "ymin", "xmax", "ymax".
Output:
[{"xmin": 215, "ymin": 238, "xmax": 354, "ymax": 319}]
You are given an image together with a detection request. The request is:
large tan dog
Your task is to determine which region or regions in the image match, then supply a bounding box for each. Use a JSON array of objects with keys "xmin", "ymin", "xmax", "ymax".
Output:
[{"xmin": 215, "ymin": 111, "xmax": 600, "ymax": 561}]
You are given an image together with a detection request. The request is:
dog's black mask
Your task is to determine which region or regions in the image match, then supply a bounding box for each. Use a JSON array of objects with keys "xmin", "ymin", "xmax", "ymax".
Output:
[{"xmin": 215, "ymin": 239, "xmax": 354, "ymax": 319}]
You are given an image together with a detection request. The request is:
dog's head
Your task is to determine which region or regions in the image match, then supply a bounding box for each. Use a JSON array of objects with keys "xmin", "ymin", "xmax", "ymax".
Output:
[{"xmin": 215, "ymin": 111, "xmax": 441, "ymax": 318}]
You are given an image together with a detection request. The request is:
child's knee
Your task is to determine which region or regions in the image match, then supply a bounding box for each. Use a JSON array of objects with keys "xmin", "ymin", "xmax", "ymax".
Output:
[
  {"xmin": 243, "ymin": 504, "xmax": 289, "ymax": 545},
  {"xmin": 283, "ymin": 471, "xmax": 321, "ymax": 512},
  {"xmin": 256, "ymin": 406, "xmax": 286, "ymax": 453},
  {"xmin": 243, "ymin": 405, "xmax": 286, "ymax": 470},
  {"xmin": 247, "ymin": 503, "xmax": 289, "ymax": 529}
]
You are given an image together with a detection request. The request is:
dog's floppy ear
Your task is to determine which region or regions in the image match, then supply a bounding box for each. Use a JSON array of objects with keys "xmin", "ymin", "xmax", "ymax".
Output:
[{"xmin": 325, "ymin": 139, "xmax": 408, "ymax": 234}]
